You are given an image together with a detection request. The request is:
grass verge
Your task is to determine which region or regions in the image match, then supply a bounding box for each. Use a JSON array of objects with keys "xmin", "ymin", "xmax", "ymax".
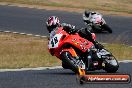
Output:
[
  {"xmin": 0, "ymin": 32, "xmax": 61, "ymax": 69},
  {"xmin": 0, "ymin": 32, "xmax": 132, "ymax": 69},
  {"xmin": 0, "ymin": 0, "xmax": 132, "ymax": 16}
]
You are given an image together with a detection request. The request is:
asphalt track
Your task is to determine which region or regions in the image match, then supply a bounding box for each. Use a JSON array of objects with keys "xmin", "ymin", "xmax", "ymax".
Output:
[
  {"xmin": 0, "ymin": 62, "xmax": 132, "ymax": 88},
  {"xmin": 0, "ymin": 5, "xmax": 132, "ymax": 88},
  {"xmin": 0, "ymin": 5, "xmax": 132, "ymax": 45}
]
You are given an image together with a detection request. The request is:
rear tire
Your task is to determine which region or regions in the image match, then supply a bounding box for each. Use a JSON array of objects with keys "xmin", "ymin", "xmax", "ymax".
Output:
[{"xmin": 102, "ymin": 24, "xmax": 112, "ymax": 33}]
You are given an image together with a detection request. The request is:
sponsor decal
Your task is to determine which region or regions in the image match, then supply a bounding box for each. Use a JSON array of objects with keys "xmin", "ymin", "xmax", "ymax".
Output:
[{"xmin": 77, "ymin": 74, "xmax": 131, "ymax": 84}]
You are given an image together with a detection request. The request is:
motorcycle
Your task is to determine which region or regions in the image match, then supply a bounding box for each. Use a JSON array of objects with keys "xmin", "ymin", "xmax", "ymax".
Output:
[
  {"xmin": 84, "ymin": 13, "xmax": 113, "ymax": 33},
  {"xmin": 48, "ymin": 27, "xmax": 119, "ymax": 75}
]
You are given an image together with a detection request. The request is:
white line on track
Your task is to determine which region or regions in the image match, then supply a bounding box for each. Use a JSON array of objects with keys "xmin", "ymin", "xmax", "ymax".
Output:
[
  {"xmin": 0, "ymin": 30, "xmax": 47, "ymax": 38},
  {"xmin": 0, "ymin": 66, "xmax": 62, "ymax": 72},
  {"xmin": 119, "ymin": 60, "xmax": 132, "ymax": 63},
  {"xmin": 0, "ymin": 60, "xmax": 132, "ymax": 72}
]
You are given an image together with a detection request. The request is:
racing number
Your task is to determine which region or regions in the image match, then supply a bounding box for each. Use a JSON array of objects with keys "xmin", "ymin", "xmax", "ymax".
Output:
[{"xmin": 51, "ymin": 37, "xmax": 58, "ymax": 47}]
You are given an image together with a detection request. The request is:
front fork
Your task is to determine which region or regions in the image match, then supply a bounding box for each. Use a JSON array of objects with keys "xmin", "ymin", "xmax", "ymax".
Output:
[{"xmin": 61, "ymin": 47, "xmax": 86, "ymax": 75}]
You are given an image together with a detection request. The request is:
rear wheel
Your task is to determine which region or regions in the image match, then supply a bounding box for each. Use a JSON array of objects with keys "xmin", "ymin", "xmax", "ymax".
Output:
[{"xmin": 102, "ymin": 24, "xmax": 112, "ymax": 33}]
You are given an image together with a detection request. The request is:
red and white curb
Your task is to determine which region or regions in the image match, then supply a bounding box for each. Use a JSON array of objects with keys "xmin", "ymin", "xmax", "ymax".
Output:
[{"xmin": 0, "ymin": 60, "xmax": 132, "ymax": 72}]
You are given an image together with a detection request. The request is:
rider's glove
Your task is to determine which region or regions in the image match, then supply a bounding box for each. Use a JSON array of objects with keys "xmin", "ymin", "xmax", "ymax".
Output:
[
  {"xmin": 62, "ymin": 23, "xmax": 75, "ymax": 29},
  {"xmin": 94, "ymin": 41, "xmax": 104, "ymax": 50},
  {"xmin": 84, "ymin": 20, "xmax": 91, "ymax": 25},
  {"xmin": 62, "ymin": 23, "xmax": 76, "ymax": 34},
  {"xmin": 93, "ymin": 40, "xmax": 104, "ymax": 50}
]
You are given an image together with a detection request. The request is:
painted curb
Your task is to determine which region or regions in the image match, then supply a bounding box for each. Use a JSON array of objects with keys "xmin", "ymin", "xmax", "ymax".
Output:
[
  {"xmin": 0, "ymin": 60, "xmax": 132, "ymax": 72},
  {"xmin": 0, "ymin": 66, "xmax": 62, "ymax": 72},
  {"xmin": 1, "ymin": 30, "xmax": 132, "ymax": 47},
  {"xmin": 0, "ymin": 30, "xmax": 47, "ymax": 38}
]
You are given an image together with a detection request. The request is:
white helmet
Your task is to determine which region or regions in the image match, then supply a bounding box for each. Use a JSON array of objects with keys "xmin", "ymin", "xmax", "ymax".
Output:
[
  {"xmin": 83, "ymin": 11, "xmax": 99, "ymax": 22},
  {"xmin": 46, "ymin": 16, "xmax": 60, "ymax": 33}
]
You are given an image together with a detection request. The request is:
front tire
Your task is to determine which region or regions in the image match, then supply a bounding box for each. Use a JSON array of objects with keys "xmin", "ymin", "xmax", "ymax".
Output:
[
  {"xmin": 62, "ymin": 61, "xmax": 70, "ymax": 69},
  {"xmin": 61, "ymin": 51, "xmax": 79, "ymax": 73}
]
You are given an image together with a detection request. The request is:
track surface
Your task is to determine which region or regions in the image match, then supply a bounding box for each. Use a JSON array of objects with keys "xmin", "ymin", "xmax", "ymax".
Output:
[
  {"xmin": 0, "ymin": 62, "xmax": 132, "ymax": 88},
  {"xmin": 0, "ymin": 5, "xmax": 132, "ymax": 88},
  {"xmin": 0, "ymin": 5, "xmax": 132, "ymax": 45}
]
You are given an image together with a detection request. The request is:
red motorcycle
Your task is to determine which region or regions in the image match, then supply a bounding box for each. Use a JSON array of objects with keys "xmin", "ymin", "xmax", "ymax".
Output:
[{"xmin": 48, "ymin": 27, "xmax": 119, "ymax": 75}]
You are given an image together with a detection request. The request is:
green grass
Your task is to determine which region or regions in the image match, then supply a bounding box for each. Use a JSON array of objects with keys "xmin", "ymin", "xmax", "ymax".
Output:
[
  {"xmin": 0, "ymin": 32, "xmax": 132, "ymax": 69},
  {"xmin": 0, "ymin": 0, "xmax": 132, "ymax": 15}
]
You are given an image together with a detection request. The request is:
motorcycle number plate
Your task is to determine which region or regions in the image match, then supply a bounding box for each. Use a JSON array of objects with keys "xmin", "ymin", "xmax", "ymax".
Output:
[{"xmin": 48, "ymin": 34, "xmax": 62, "ymax": 49}]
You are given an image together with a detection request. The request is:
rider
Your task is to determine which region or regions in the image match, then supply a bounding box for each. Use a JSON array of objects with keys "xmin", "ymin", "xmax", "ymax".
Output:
[
  {"xmin": 83, "ymin": 11, "xmax": 100, "ymax": 24},
  {"xmin": 46, "ymin": 16, "xmax": 103, "ymax": 72}
]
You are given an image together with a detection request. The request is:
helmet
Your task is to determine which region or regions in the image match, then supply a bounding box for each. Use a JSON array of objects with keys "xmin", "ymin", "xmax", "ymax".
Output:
[
  {"xmin": 83, "ymin": 11, "xmax": 98, "ymax": 21},
  {"xmin": 83, "ymin": 11, "xmax": 90, "ymax": 21},
  {"xmin": 85, "ymin": 11, "xmax": 97, "ymax": 17},
  {"xmin": 84, "ymin": 11, "xmax": 91, "ymax": 17},
  {"xmin": 46, "ymin": 16, "xmax": 60, "ymax": 33},
  {"xmin": 90, "ymin": 11, "xmax": 97, "ymax": 15}
]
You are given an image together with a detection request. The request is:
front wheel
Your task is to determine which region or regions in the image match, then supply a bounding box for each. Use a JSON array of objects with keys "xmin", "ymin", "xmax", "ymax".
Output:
[
  {"xmin": 61, "ymin": 51, "xmax": 85, "ymax": 75},
  {"xmin": 62, "ymin": 61, "xmax": 70, "ymax": 69},
  {"xmin": 104, "ymin": 56, "xmax": 119, "ymax": 73},
  {"xmin": 102, "ymin": 24, "xmax": 112, "ymax": 33},
  {"xmin": 61, "ymin": 51, "xmax": 78, "ymax": 73}
]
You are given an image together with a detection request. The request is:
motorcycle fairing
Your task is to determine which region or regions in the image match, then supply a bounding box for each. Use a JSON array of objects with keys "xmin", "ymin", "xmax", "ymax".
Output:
[{"xmin": 48, "ymin": 27, "xmax": 94, "ymax": 58}]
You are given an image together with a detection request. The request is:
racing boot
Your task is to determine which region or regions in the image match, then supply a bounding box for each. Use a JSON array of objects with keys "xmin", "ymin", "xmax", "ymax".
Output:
[
  {"xmin": 85, "ymin": 50, "xmax": 94, "ymax": 71},
  {"xmin": 86, "ymin": 55, "xmax": 94, "ymax": 71}
]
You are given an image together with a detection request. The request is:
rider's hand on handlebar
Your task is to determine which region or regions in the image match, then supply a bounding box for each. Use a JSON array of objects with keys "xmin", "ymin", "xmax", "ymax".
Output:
[{"xmin": 94, "ymin": 41, "xmax": 104, "ymax": 50}]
